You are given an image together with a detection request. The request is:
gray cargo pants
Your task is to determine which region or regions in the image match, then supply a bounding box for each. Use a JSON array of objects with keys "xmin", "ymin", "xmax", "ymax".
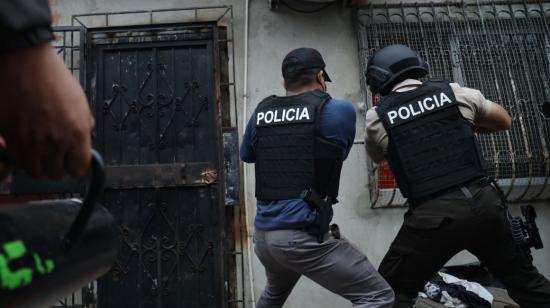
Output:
[{"xmin": 254, "ymin": 228, "xmax": 395, "ymax": 308}]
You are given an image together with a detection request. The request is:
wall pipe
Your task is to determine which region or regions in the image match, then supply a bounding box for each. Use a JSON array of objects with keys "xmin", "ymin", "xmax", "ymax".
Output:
[{"xmin": 242, "ymin": 0, "xmax": 256, "ymax": 306}]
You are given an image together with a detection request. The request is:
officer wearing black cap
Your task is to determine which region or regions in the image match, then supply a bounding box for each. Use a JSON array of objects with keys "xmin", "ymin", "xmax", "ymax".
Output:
[
  {"xmin": 241, "ymin": 48, "xmax": 395, "ymax": 308},
  {"xmin": 365, "ymin": 44, "xmax": 550, "ymax": 308}
]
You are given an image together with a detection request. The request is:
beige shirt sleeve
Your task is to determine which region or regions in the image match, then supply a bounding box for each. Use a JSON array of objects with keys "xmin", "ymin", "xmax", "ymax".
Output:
[
  {"xmin": 365, "ymin": 107, "xmax": 387, "ymax": 163},
  {"xmin": 450, "ymin": 83, "xmax": 494, "ymax": 124}
]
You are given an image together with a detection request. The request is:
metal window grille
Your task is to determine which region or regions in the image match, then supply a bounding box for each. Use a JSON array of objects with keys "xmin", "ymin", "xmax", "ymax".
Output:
[
  {"xmin": 357, "ymin": 0, "xmax": 550, "ymax": 208},
  {"xmin": 52, "ymin": 26, "xmax": 85, "ymax": 85},
  {"xmin": 50, "ymin": 6, "xmax": 245, "ymax": 308}
]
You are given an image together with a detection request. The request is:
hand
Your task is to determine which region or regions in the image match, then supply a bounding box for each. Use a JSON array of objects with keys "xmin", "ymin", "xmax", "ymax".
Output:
[
  {"xmin": 0, "ymin": 43, "xmax": 94, "ymax": 179},
  {"xmin": 474, "ymin": 102, "xmax": 512, "ymax": 133}
]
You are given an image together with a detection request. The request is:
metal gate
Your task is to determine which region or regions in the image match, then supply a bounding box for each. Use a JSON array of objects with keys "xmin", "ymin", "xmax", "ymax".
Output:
[
  {"xmin": 1, "ymin": 6, "xmax": 243, "ymax": 307},
  {"xmin": 86, "ymin": 23, "xmax": 225, "ymax": 307},
  {"xmin": 357, "ymin": 0, "xmax": 550, "ymax": 207}
]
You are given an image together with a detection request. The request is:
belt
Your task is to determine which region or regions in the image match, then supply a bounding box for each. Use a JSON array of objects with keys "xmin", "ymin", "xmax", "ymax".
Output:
[{"xmin": 409, "ymin": 177, "xmax": 492, "ymax": 208}]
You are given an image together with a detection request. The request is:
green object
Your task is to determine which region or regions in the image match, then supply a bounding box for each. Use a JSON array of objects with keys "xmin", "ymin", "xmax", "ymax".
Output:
[
  {"xmin": 33, "ymin": 253, "xmax": 54, "ymax": 274},
  {"xmin": 33, "ymin": 254, "xmax": 45, "ymax": 274},
  {"xmin": 45, "ymin": 259, "xmax": 55, "ymax": 273},
  {"xmin": 0, "ymin": 240, "xmax": 33, "ymax": 290},
  {"xmin": 0, "ymin": 240, "xmax": 56, "ymax": 290}
]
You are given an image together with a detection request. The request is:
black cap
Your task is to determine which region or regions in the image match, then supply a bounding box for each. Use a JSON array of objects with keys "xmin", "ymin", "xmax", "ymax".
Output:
[{"xmin": 282, "ymin": 48, "xmax": 332, "ymax": 82}]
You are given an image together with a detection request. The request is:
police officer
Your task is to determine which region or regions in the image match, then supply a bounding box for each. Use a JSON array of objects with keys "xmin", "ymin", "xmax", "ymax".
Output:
[
  {"xmin": 364, "ymin": 44, "xmax": 550, "ymax": 308},
  {"xmin": 241, "ymin": 48, "xmax": 394, "ymax": 308}
]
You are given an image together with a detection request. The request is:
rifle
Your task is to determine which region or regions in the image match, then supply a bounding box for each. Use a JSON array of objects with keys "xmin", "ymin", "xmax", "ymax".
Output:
[
  {"xmin": 490, "ymin": 178, "xmax": 544, "ymax": 263},
  {"xmin": 509, "ymin": 204, "xmax": 544, "ymax": 264},
  {"xmin": 301, "ymin": 189, "xmax": 337, "ymax": 243},
  {"xmin": 0, "ymin": 150, "xmax": 118, "ymax": 307}
]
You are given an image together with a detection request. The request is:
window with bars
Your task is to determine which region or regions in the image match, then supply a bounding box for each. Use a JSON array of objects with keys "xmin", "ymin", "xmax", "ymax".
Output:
[{"xmin": 357, "ymin": 1, "xmax": 550, "ymax": 207}]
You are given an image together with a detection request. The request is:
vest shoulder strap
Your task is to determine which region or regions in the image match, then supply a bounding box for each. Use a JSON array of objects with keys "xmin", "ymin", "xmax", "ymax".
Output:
[
  {"xmin": 424, "ymin": 78, "xmax": 452, "ymax": 91},
  {"xmin": 304, "ymin": 90, "xmax": 331, "ymax": 132}
]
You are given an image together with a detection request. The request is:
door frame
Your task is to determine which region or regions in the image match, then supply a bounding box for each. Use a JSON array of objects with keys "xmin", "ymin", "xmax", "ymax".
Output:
[{"xmin": 85, "ymin": 22, "xmax": 228, "ymax": 307}]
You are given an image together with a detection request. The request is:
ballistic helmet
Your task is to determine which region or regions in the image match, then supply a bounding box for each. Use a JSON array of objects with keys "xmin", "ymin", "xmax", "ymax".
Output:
[{"xmin": 365, "ymin": 44, "xmax": 429, "ymax": 95}]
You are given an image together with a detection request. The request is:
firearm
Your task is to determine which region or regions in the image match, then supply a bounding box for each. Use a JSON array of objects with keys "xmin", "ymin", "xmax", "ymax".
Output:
[
  {"xmin": 509, "ymin": 205, "xmax": 544, "ymax": 264},
  {"xmin": 301, "ymin": 189, "xmax": 335, "ymax": 243},
  {"xmin": 490, "ymin": 178, "xmax": 544, "ymax": 264},
  {"xmin": 0, "ymin": 151, "xmax": 118, "ymax": 307}
]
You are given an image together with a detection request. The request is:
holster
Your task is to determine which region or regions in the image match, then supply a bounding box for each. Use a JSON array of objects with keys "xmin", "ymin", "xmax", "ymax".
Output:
[{"xmin": 301, "ymin": 189, "xmax": 334, "ymax": 243}]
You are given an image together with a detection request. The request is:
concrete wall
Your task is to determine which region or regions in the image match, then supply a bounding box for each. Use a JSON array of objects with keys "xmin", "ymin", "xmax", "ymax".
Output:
[
  {"xmin": 245, "ymin": 2, "xmax": 548, "ymax": 307},
  {"xmin": 245, "ymin": 2, "xmax": 550, "ymax": 308},
  {"xmin": 52, "ymin": 0, "xmax": 550, "ymax": 307}
]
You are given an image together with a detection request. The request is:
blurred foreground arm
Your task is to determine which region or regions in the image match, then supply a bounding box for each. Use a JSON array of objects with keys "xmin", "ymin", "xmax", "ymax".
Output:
[
  {"xmin": 0, "ymin": 0, "xmax": 94, "ymax": 178},
  {"xmin": 0, "ymin": 0, "xmax": 54, "ymax": 52}
]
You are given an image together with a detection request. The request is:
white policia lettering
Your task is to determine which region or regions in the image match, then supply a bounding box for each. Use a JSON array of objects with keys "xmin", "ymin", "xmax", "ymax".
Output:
[
  {"xmin": 387, "ymin": 92, "xmax": 453, "ymax": 124},
  {"xmin": 257, "ymin": 107, "xmax": 311, "ymax": 125}
]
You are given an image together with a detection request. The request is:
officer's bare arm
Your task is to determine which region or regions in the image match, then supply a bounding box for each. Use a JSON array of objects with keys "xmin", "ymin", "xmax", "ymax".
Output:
[{"xmin": 473, "ymin": 102, "xmax": 512, "ymax": 133}]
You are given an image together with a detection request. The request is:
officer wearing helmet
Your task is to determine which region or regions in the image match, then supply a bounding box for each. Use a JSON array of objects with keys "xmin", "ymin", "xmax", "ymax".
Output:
[{"xmin": 364, "ymin": 44, "xmax": 550, "ymax": 308}]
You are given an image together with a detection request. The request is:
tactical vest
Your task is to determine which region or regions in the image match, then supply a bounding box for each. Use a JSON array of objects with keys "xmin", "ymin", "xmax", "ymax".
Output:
[
  {"xmin": 254, "ymin": 90, "xmax": 343, "ymax": 201},
  {"xmin": 375, "ymin": 80, "xmax": 487, "ymax": 200}
]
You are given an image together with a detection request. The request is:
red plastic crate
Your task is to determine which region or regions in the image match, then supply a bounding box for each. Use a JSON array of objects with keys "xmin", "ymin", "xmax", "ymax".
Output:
[{"xmin": 378, "ymin": 160, "xmax": 396, "ymax": 189}]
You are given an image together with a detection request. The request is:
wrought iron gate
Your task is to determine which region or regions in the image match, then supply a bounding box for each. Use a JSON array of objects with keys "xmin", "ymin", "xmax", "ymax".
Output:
[
  {"xmin": 357, "ymin": 1, "xmax": 550, "ymax": 207},
  {"xmin": 3, "ymin": 6, "xmax": 242, "ymax": 308},
  {"xmin": 49, "ymin": 7, "xmax": 244, "ymax": 307},
  {"xmin": 86, "ymin": 23, "xmax": 225, "ymax": 307}
]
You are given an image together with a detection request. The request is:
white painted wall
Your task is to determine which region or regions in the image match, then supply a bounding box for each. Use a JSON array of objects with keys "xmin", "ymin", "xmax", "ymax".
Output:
[{"xmin": 52, "ymin": 0, "xmax": 550, "ymax": 307}]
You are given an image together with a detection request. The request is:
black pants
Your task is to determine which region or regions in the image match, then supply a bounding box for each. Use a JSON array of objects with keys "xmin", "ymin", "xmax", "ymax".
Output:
[{"xmin": 379, "ymin": 184, "xmax": 550, "ymax": 308}]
